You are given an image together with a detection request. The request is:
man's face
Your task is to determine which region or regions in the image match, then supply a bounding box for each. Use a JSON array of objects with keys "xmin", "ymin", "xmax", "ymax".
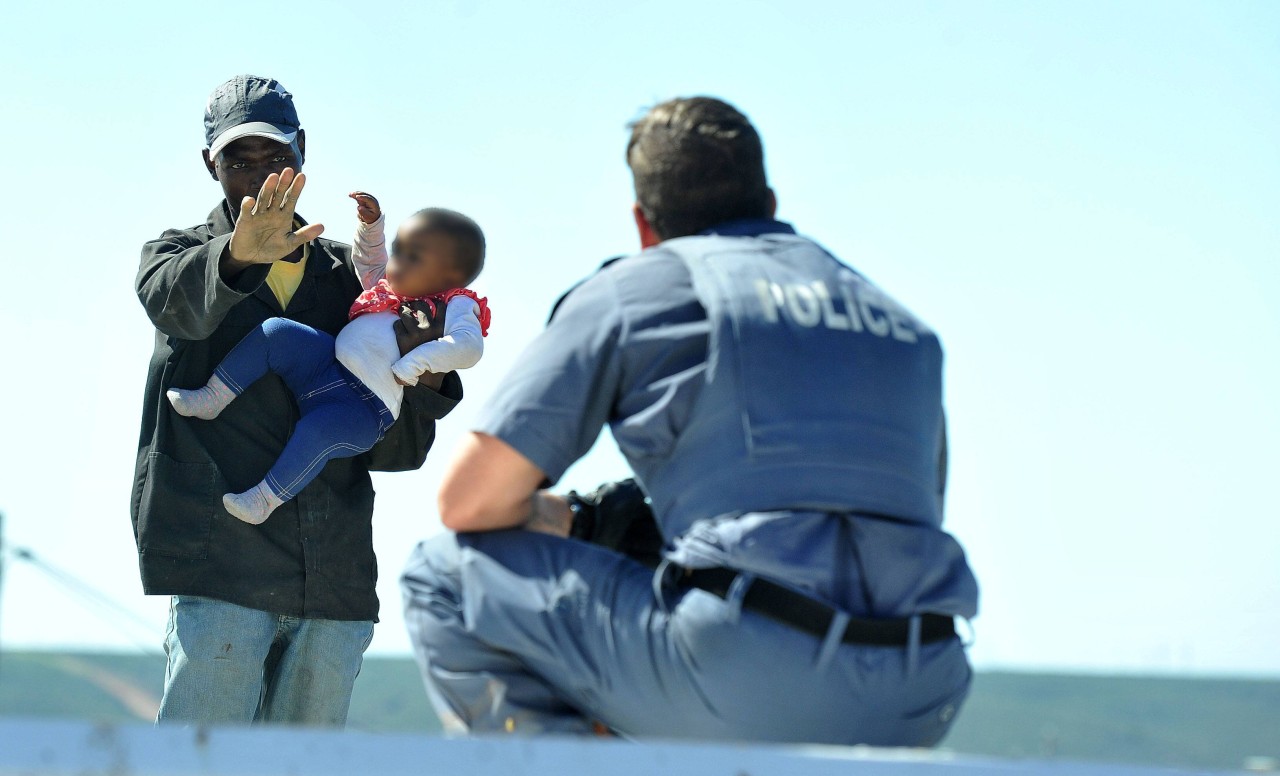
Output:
[{"xmin": 202, "ymin": 134, "xmax": 304, "ymax": 215}]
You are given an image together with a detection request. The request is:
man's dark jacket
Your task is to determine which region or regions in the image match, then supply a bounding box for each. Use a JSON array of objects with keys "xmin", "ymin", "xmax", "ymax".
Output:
[{"xmin": 132, "ymin": 201, "xmax": 461, "ymax": 621}]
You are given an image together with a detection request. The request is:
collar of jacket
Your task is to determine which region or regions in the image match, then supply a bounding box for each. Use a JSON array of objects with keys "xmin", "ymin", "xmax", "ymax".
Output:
[
  {"xmin": 206, "ymin": 200, "xmax": 347, "ymax": 279},
  {"xmin": 697, "ymin": 218, "xmax": 797, "ymax": 238}
]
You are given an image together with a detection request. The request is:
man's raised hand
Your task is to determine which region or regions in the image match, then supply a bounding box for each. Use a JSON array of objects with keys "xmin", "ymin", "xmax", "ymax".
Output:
[{"xmin": 229, "ymin": 168, "xmax": 325, "ymax": 265}]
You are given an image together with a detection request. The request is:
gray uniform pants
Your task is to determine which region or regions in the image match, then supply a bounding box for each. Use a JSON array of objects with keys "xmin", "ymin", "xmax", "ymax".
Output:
[{"xmin": 401, "ymin": 531, "xmax": 971, "ymax": 745}]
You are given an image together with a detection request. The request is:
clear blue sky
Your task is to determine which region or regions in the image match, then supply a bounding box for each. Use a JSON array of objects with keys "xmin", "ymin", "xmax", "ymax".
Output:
[{"xmin": 0, "ymin": 0, "xmax": 1276, "ymax": 675}]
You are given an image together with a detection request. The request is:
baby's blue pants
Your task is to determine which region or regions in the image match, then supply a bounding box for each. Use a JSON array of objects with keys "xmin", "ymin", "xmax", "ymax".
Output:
[{"xmin": 215, "ymin": 318, "xmax": 392, "ymax": 500}]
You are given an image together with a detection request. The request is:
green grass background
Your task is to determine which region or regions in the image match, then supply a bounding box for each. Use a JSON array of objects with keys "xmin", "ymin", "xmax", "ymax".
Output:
[{"xmin": 1, "ymin": 652, "xmax": 1276, "ymax": 771}]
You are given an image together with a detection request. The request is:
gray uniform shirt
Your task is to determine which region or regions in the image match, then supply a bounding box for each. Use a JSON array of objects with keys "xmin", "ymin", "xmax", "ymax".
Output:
[{"xmin": 477, "ymin": 221, "xmax": 977, "ymax": 619}]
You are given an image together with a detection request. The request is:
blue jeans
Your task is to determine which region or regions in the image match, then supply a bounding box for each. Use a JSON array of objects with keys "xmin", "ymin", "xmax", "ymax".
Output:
[
  {"xmin": 215, "ymin": 318, "xmax": 393, "ymax": 500},
  {"xmin": 402, "ymin": 531, "xmax": 971, "ymax": 744},
  {"xmin": 157, "ymin": 595, "xmax": 374, "ymax": 726}
]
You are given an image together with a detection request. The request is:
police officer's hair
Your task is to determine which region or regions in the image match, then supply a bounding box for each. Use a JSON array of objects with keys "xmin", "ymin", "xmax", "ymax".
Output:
[
  {"xmin": 626, "ymin": 97, "xmax": 772, "ymax": 240},
  {"xmin": 411, "ymin": 207, "xmax": 486, "ymax": 284}
]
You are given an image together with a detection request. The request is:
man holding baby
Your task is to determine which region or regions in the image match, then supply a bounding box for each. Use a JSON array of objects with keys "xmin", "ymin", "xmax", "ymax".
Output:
[{"xmin": 132, "ymin": 75, "xmax": 462, "ymax": 726}]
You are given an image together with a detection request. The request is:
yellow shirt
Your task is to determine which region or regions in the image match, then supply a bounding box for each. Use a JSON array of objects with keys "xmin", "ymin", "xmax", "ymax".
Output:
[{"xmin": 264, "ymin": 238, "xmax": 311, "ymax": 310}]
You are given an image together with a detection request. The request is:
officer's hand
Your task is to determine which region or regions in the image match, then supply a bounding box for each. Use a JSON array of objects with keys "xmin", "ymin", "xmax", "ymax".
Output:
[
  {"xmin": 229, "ymin": 168, "xmax": 323, "ymax": 264},
  {"xmin": 569, "ymin": 479, "xmax": 665, "ymax": 568},
  {"xmin": 349, "ymin": 191, "xmax": 382, "ymax": 224},
  {"xmin": 394, "ymin": 299, "xmax": 446, "ymax": 357}
]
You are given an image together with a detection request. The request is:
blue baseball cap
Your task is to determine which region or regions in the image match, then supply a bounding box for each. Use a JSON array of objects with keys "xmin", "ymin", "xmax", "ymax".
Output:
[{"xmin": 204, "ymin": 75, "xmax": 301, "ymax": 159}]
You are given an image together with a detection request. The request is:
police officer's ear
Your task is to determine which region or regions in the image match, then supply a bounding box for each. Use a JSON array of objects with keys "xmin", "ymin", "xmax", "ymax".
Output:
[
  {"xmin": 632, "ymin": 203, "xmax": 663, "ymax": 249},
  {"xmin": 202, "ymin": 148, "xmax": 218, "ymax": 181},
  {"xmin": 765, "ymin": 188, "xmax": 778, "ymax": 219},
  {"xmin": 295, "ymin": 129, "xmax": 306, "ymax": 166}
]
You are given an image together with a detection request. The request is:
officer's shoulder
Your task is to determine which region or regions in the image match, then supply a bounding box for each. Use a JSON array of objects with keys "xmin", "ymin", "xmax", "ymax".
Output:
[
  {"xmin": 588, "ymin": 247, "xmax": 693, "ymax": 285},
  {"xmin": 547, "ymin": 249, "xmax": 686, "ymax": 323},
  {"xmin": 548, "ymin": 256, "xmax": 624, "ymax": 322}
]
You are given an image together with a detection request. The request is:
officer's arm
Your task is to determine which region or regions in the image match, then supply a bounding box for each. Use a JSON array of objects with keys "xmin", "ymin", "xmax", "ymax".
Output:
[
  {"xmin": 437, "ymin": 432, "xmax": 573, "ymax": 534},
  {"xmin": 440, "ymin": 268, "xmax": 626, "ymax": 533}
]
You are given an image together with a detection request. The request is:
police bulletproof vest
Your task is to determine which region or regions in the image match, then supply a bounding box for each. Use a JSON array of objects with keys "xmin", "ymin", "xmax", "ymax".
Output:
[{"xmin": 638, "ymin": 234, "xmax": 946, "ymax": 537}]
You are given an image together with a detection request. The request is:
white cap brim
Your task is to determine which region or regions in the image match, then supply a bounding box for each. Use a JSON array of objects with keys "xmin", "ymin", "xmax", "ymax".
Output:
[{"xmin": 207, "ymin": 122, "xmax": 299, "ymax": 158}]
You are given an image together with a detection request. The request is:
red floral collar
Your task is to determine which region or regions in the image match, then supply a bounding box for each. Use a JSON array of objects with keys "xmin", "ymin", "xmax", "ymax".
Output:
[{"xmin": 348, "ymin": 279, "xmax": 491, "ymax": 336}]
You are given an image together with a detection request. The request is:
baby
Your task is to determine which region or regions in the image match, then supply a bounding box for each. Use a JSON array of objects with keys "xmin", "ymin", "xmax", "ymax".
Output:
[{"xmin": 167, "ymin": 193, "xmax": 491, "ymax": 524}]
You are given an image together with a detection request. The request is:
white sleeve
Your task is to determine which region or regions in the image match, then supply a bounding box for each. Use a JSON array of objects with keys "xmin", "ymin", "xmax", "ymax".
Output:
[
  {"xmin": 352, "ymin": 214, "xmax": 388, "ymax": 290},
  {"xmin": 391, "ymin": 296, "xmax": 485, "ymax": 383}
]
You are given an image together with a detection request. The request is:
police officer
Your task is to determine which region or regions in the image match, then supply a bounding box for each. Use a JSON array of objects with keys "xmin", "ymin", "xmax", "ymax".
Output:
[{"xmin": 401, "ymin": 97, "xmax": 979, "ymax": 745}]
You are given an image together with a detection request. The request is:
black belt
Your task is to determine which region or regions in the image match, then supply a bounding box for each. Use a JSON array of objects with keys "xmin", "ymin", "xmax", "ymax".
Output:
[{"xmin": 678, "ymin": 566, "xmax": 956, "ymax": 647}]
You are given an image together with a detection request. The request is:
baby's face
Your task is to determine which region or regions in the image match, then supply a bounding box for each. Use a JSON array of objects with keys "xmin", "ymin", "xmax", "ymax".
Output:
[{"xmin": 386, "ymin": 218, "xmax": 465, "ymax": 298}]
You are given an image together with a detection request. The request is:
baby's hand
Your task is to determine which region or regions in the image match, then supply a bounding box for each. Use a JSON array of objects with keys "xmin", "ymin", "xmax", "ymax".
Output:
[{"xmin": 349, "ymin": 191, "xmax": 382, "ymax": 224}]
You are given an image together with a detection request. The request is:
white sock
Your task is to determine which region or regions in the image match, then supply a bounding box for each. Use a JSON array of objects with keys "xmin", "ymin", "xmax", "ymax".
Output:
[
  {"xmin": 222, "ymin": 482, "xmax": 285, "ymax": 525},
  {"xmin": 167, "ymin": 375, "xmax": 237, "ymax": 420}
]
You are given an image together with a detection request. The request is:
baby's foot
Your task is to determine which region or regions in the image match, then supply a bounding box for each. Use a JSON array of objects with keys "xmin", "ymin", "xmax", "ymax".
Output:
[
  {"xmin": 167, "ymin": 375, "xmax": 236, "ymax": 420},
  {"xmin": 222, "ymin": 482, "xmax": 284, "ymax": 525}
]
